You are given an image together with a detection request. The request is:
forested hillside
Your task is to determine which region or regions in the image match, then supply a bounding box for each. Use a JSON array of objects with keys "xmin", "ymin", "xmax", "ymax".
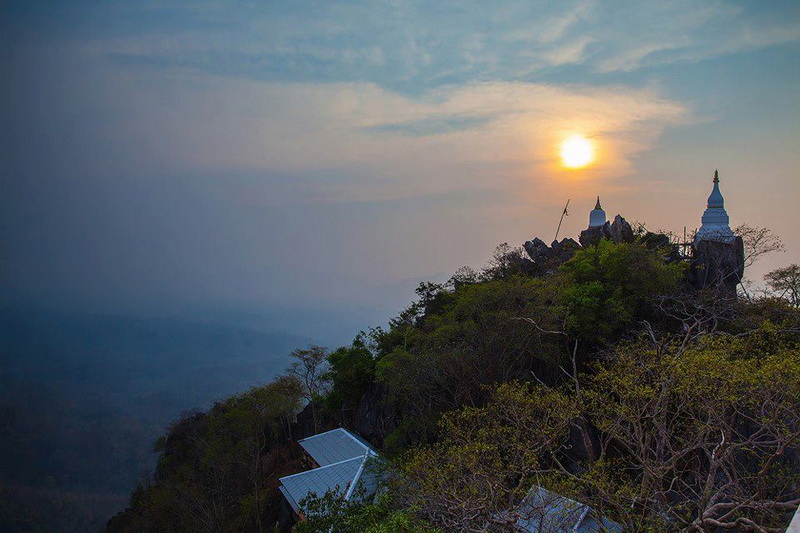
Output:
[{"xmin": 106, "ymin": 236, "xmax": 800, "ymax": 532}]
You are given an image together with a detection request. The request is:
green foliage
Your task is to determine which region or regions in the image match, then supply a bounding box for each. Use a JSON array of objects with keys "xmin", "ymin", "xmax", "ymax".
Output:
[
  {"xmin": 558, "ymin": 239, "xmax": 684, "ymax": 341},
  {"xmin": 110, "ymin": 236, "xmax": 800, "ymax": 532},
  {"xmin": 393, "ymin": 323, "xmax": 800, "ymax": 532},
  {"xmin": 292, "ymin": 492, "xmax": 439, "ymax": 533},
  {"xmin": 375, "ymin": 275, "xmax": 569, "ymax": 448},
  {"xmin": 580, "ymin": 334, "xmax": 800, "ymax": 531},
  {"xmin": 393, "ymin": 381, "xmax": 577, "ymax": 530},
  {"xmin": 325, "ymin": 334, "xmax": 376, "ymax": 411},
  {"xmin": 108, "ymin": 376, "xmax": 305, "ymax": 532},
  {"xmin": 373, "ymin": 240, "xmax": 683, "ymax": 448}
]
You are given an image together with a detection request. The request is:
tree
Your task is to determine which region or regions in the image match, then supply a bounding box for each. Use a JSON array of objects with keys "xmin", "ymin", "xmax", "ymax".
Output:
[
  {"xmin": 325, "ymin": 335, "xmax": 376, "ymax": 414},
  {"xmin": 734, "ymin": 224, "xmax": 784, "ymax": 269},
  {"xmin": 292, "ymin": 492, "xmax": 439, "ymax": 533},
  {"xmin": 766, "ymin": 264, "xmax": 800, "ymax": 308},
  {"xmin": 557, "ymin": 239, "xmax": 684, "ymax": 342},
  {"xmin": 108, "ymin": 376, "xmax": 308, "ymax": 533},
  {"xmin": 481, "ymin": 243, "xmax": 537, "ymax": 280},
  {"xmin": 393, "ymin": 381, "xmax": 577, "ymax": 531},
  {"xmin": 579, "ymin": 334, "xmax": 800, "ymax": 532},
  {"xmin": 393, "ymin": 327, "xmax": 800, "ymax": 532},
  {"xmin": 287, "ymin": 345, "xmax": 330, "ymax": 433}
]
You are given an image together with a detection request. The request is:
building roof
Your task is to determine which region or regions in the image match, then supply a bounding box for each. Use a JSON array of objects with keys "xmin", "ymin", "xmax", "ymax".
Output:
[
  {"xmin": 516, "ymin": 485, "xmax": 622, "ymax": 533},
  {"xmin": 787, "ymin": 505, "xmax": 800, "ymax": 533},
  {"xmin": 279, "ymin": 428, "xmax": 381, "ymax": 515},
  {"xmin": 299, "ymin": 427, "xmax": 377, "ymax": 467}
]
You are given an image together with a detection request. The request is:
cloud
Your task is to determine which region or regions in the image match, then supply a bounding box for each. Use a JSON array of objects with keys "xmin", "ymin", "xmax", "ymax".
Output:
[
  {"xmin": 78, "ymin": 68, "xmax": 686, "ymax": 206},
  {"xmin": 66, "ymin": 0, "xmax": 800, "ymax": 89},
  {"xmin": 5, "ymin": 0, "xmax": 797, "ymax": 313}
]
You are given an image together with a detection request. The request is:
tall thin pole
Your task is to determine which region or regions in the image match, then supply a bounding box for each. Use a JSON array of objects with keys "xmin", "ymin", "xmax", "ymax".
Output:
[
  {"xmin": 683, "ymin": 226, "xmax": 688, "ymax": 257},
  {"xmin": 554, "ymin": 199, "xmax": 570, "ymax": 243}
]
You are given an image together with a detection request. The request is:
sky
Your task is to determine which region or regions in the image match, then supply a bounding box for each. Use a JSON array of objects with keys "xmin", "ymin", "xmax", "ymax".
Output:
[{"xmin": 2, "ymin": 0, "xmax": 799, "ymax": 332}]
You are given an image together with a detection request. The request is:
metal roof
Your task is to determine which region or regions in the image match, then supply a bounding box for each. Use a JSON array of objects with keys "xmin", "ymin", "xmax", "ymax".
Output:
[
  {"xmin": 516, "ymin": 485, "xmax": 622, "ymax": 533},
  {"xmin": 279, "ymin": 428, "xmax": 382, "ymax": 516},
  {"xmin": 299, "ymin": 427, "xmax": 377, "ymax": 467},
  {"xmin": 788, "ymin": 505, "xmax": 800, "ymax": 533},
  {"xmin": 279, "ymin": 456, "xmax": 365, "ymax": 513}
]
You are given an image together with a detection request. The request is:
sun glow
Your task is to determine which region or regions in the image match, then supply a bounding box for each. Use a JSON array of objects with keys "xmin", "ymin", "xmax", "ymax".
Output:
[{"xmin": 560, "ymin": 135, "xmax": 595, "ymax": 169}]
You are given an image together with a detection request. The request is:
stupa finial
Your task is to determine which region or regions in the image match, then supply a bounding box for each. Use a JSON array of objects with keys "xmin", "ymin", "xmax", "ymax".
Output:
[
  {"xmin": 714, "ymin": 169, "xmax": 719, "ymax": 182},
  {"xmin": 595, "ymin": 196, "xmax": 601, "ymax": 210}
]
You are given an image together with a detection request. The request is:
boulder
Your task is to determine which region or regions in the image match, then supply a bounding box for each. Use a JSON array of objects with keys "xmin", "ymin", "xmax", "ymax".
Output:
[
  {"xmin": 579, "ymin": 226, "xmax": 604, "ymax": 248},
  {"xmin": 523, "ymin": 237, "xmax": 551, "ymax": 263},
  {"xmin": 689, "ymin": 236, "xmax": 745, "ymax": 296},
  {"xmin": 555, "ymin": 238, "xmax": 580, "ymax": 262},
  {"xmin": 608, "ymin": 214, "xmax": 634, "ymax": 243}
]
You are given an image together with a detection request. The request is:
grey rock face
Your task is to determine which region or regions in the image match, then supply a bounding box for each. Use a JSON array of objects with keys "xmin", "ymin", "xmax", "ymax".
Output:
[
  {"xmin": 690, "ymin": 236, "xmax": 745, "ymax": 295},
  {"xmin": 579, "ymin": 226, "xmax": 604, "ymax": 248},
  {"xmin": 609, "ymin": 215, "xmax": 634, "ymax": 243},
  {"xmin": 579, "ymin": 215, "xmax": 635, "ymax": 247},
  {"xmin": 523, "ymin": 237, "xmax": 551, "ymax": 263},
  {"xmin": 523, "ymin": 237, "xmax": 579, "ymax": 268},
  {"xmin": 354, "ymin": 382, "xmax": 398, "ymax": 447}
]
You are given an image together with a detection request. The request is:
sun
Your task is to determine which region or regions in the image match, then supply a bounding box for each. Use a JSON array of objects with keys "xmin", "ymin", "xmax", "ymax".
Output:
[{"xmin": 560, "ymin": 135, "xmax": 595, "ymax": 169}]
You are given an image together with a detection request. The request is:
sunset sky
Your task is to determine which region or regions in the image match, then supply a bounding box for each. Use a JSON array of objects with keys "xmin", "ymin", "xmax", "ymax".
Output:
[{"xmin": 2, "ymin": 1, "xmax": 799, "ymax": 332}]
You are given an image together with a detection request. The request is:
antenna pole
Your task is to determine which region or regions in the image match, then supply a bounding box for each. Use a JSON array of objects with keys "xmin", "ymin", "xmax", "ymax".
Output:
[{"xmin": 554, "ymin": 199, "xmax": 570, "ymax": 243}]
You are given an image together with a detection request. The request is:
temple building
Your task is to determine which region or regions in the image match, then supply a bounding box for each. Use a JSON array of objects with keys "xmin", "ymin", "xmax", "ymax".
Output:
[
  {"xmin": 527, "ymin": 169, "xmax": 744, "ymax": 294},
  {"xmin": 695, "ymin": 170, "xmax": 735, "ymax": 243},
  {"xmin": 689, "ymin": 170, "xmax": 744, "ymax": 293},
  {"xmin": 588, "ymin": 197, "xmax": 606, "ymax": 228},
  {"xmin": 576, "ymin": 170, "xmax": 744, "ymax": 295}
]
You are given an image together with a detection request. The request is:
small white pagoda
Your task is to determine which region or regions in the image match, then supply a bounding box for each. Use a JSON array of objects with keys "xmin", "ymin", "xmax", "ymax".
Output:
[
  {"xmin": 588, "ymin": 196, "xmax": 606, "ymax": 228},
  {"xmin": 695, "ymin": 170, "xmax": 735, "ymax": 243}
]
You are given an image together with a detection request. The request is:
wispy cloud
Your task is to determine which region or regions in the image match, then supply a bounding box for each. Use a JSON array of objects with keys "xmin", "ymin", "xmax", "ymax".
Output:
[
  {"xmin": 81, "ymin": 68, "xmax": 687, "ymax": 205},
  {"xmin": 72, "ymin": 0, "xmax": 800, "ymax": 89}
]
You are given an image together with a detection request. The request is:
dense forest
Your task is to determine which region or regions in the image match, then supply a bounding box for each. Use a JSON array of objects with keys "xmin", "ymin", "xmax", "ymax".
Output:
[{"xmin": 105, "ymin": 231, "xmax": 800, "ymax": 532}]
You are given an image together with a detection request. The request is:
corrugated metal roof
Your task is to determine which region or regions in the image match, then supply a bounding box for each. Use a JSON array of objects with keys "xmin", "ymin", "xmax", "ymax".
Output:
[
  {"xmin": 516, "ymin": 485, "xmax": 622, "ymax": 532},
  {"xmin": 279, "ymin": 456, "xmax": 364, "ymax": 513},
  {"xmin": 299, "ymin": 427, "xmax": 376, "ymax": 467},
  {"xmin": 787, "ymin": 505, "xmax": 800, "ymax": 533},
  {"xmin": 279, "ymin": 428, "xmax": 383, "ymax": 516}
]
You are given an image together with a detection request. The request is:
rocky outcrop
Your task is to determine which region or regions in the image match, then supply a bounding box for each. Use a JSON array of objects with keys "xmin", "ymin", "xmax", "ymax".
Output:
[
  {"xmin": 689, "ymin": 236, "xmax": 745, "ymax": 296},
  {"xmin": 354, "ymin": 382, "xmax": 399, "ymax": 447},
  {"xmin": 523, "ymin": 237, "xmax": 580, "ymax": 269},
  {"xmin": 579, "ymin": 214, "xmax": 635, "ymax": 247},
  {"xmin": 523, "ymin": 237, "xmax": 551, "ymax": 264},
  {"xmin": 550, "ymin": 238, "xmax": 581, "ymax": 261},
  {"xmin": 608, "ymin": 214, "xmax": 634, "ymax": 243}
]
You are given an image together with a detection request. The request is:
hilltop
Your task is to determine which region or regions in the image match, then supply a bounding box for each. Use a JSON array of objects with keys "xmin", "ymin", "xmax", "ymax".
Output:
[{"xmin": 104, "ymin": 225, "xmax": 800, "ymax": 532}]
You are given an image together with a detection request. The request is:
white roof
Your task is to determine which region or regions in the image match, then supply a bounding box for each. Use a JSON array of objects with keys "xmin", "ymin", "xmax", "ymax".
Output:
[{"xmin": 279, "ymin": 428, "xmax": 381, "ymax": 515}]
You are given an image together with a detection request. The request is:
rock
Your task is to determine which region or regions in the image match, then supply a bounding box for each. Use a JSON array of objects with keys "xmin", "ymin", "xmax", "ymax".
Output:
[
  {"xmin": 556, "ymin": 238, "xmax": 580, "ymax": 262},
  {"xmin": 523, "ymin": 237, "xmax": 550, "ymax": 263},
  {"xmin": 354, "ymin": 382, "xmax": 399, "ymax": 447},
  {"xmin": 579, "ymin": 226, "xmax": 604, "ymax": 247},
  {"xmin": 608, "ymin": 214, "xmax": 634, "ymax": 243},
  {"xmin": 523, "ymin": 236, "xmax": 580, "ymax": 271},
  {"xmin": 689, "ymin": 236, "xmax": 744, "ymax": 296}
]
